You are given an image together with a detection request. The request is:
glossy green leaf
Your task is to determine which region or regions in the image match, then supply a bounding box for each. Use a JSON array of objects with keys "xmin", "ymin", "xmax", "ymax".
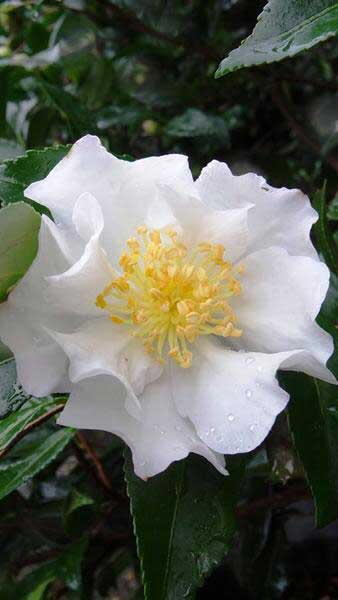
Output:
[
  {"xmin": 65, "ymin": 488, "xmax": 95, "ymax": 517},
  {"xmin": 328, "ymin": 193, "xmax": 338, "ymax": 220},
  {"xmin": 0, "ymin": 427, "xmax": 75, "ymax": 500},
  {"xmin": 0, "ymin": 202, "xmax": 41, "ymax": 301},
  {"xmin": 165, "ymin": 108, "xmax": 229, "ymax": 144},
  {"xmin": 1, "ymin": 538, "xmax": 88, "ymax": 599},
  {"xmin": 0, "ymin": 396, "xmax": 63, "ymax": 453},
  {"xmin": 125, "ymin": 453, "xmax": 247, "ymax": 600},
  {"xmin": 0, "ymin": 358, "xmax": 27, "ymax": 417},
  {"xmin": 0, "ymin": 145, "xmax": 68, "ymax": 208},
  {"xmin": 0, "ymin": 138, "xmax": 24, "ymax": 162},
  {"xmin": 216, "ymin": 1, "xmax": 338, "ymax": 78},
  {"xmin": 285, "ymin": 370, "xmax": 338, "ymax": 527},
  {"xmin": 38, "ymin": 81, "xmax": 97, "ymax": 137},
  {"xmin": 64, "ymin": 488, "xmax": 95, "ymax": 535},
  {"xmin": 313, "ymin": 184, "xmax": 338, "ymax": 275}
]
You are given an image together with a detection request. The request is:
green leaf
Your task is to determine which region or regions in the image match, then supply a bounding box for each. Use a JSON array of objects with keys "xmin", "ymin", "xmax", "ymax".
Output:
[
  {"xmin": 327, "ymin": 192, "xmax": 338, "ymax": 220},
  {"xmin": 0, "ymin": 358, "xmax": 27, "ymax": 417},
  {"xmin": 0, "ymin": 427, "xmax": 75, "ymax": 500},
  {"xmin": 125, "ymin": 453, "xmax": 247, "ymax": 600},
  {"xmin": 285, "ymin": 370, "xmax": 338, "ymax": 527},
  {"xmin": 0, "ymin": 396, "xmax": 64, "ymax": 453},
  {"xmin": 216, "ymin": 1, "xmax": 338, "ymax": 78},
  {"xmin": 0, "ymin": 145, "xmax": 68, "ymax": 208},
  {"xmin": 37, "ymin": 80, "xmax": 97, "ymax": 138},
  {"xmin": 1, "ymin": 538, "xmax": 88, "ymax": 599},
  {"xmin": 65, "ymin": 487, "xmax": 95, "ymax": 517},
  {"xmin": 313, "ymin": 183, "xmax": 338, "ymax": 275},
  {"xmin": 0, "ymin": 202, "xmax": 41, "ymax": 301},
  {"xmin": 165, "ymin": 108, "xmax": 229, "ymax": 144},
  {"xmin": 0, "ymin": 139, "xmax": 24, "ymax": 162}
]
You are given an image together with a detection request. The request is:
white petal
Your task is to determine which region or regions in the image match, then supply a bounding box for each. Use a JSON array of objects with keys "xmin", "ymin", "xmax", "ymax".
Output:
[
  {"xmin": 24, "ymin": 136, "xmax": 194, "ymax": 263},
  {"xmin": 171, "ymin": 339, "xmax": 308, "ymax": 454},
  {"xmin": 24, "ymin": 135, "xmax": 127, "ymax": 226},
  {"xmin": 47, "ymin": 318, "xmax": 162, "ymax": 399},
  {"xmin": 58, "ymin": 374, "xmax": 226, "ymax": 479},
  {"xmin": 0, "ymin": 216, "xmax": 81, "ymax": 396},
  {"xmin": 195, "ymin": 160, "xmax": 318, "ymax": 259},
  {"xmin": 72, "ymin": 192, "xmax": 104, "ymax": 242},
  {"xmin": 9, "ymin": 216, "xmax": 72, "ymax": 311},
  {"xmin": 155, "ymin": 184, "xmax": 250, "ymax": 262},
  {"xmin": 231, "ymin": 247, "xmax": 334, "ymax": 379},
  {"xmin": 0, "ymin": 304, "xmax": 70, "ymax": 396},
  {"xmin": 45, "ymin": 236, "xmax": 113, "ymax": 318}
]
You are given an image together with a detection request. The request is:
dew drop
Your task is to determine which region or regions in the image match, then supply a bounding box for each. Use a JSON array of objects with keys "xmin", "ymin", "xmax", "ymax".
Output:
[
  {"xmin": 215, "ymin": 433, "xmax": 223, "ymax": 442},
  {"xmin": 245, "ymin": 389, "xmax": 252, "ymax": 399},
  {"xmin": 257, "ymin": 365, "xmax": 263, "ymax": 373},
  {"xmin": 140, "ymin": 460, "xmax": 146, "ymax": 467},
  {"xmin": 174, "ymin": 425, "xmax": 182, "ymax": 432},
  {"xmin": 154, "ymin": 425, "xmax": 166, "ymax": 435},
  {"xmin": 249, "ymin": 424, "xmax": 255, "ymax": 432},
  {"xmin": 227, "ymin": 414, "xmax": 235, "ymax": 422},
  {"xmin": 210, "ymin": 427, "xmax": 215, "ymax": 434},
  {"xmin": 255, "ymin": 381, "xmax": 261, "ymax": 388},
  {"xmin": 245, "ymin": 357, "xmax": 255, "ymax": 365}
]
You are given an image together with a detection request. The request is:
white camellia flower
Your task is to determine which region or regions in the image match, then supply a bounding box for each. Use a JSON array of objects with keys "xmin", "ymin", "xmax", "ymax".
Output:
[{"xmin": 0, "ymin": 135, "xmax": 336, "ymax": 478}]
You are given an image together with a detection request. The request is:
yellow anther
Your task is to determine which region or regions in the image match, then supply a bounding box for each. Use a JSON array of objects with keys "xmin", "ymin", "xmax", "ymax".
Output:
[
  {"xmin": 186, "ymin": 312, "xmax": 201, "ymax": 323},
  {"xmin": 149, "ymin": 230, "xmax": 161, "ymax": 244},
  {"xmin": 176, "ymin": 300, "xmax": 189, "ymax": 315},
  {"xmin": 167, "ymin": 264, "xmax": 177, "ymax": 278},
  {"xmin": 127, "ymin": 237, "xmax": 140, "ymax": 252},
  {"xmin": 150, "ymin": 288, "xmax": 163, "ymax": 301},
  {"xmin": 110, "ymin": 315, "xmax": 124, "ymax": 324},
  {"xmin": 95, "ymin": 225, "xmax": 243, "ymax": 368}
]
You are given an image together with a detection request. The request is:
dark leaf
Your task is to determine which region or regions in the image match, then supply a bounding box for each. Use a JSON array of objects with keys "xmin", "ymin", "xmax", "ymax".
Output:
[
  {"xmin": 216, "ymin": 0, "xmax": 338, "ymax": 77},
  {"xmin": 125, "ymin": 452, "xmax": 247, "ymax": 600}
]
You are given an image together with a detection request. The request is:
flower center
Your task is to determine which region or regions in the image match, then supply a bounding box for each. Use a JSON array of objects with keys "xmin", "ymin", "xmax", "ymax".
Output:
[{"xmin": 96, "ymin": 227, "xmax": 243, "ymax": 368}]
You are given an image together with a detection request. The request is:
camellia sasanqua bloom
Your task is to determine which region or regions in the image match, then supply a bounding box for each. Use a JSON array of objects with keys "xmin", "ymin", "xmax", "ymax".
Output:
[{"xmin": 0, "ymin": 135, "xmax": 336, "ymax": 478}]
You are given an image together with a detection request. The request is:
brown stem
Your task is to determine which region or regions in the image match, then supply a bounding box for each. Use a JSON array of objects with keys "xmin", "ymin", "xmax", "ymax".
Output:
[
  {"xmin": 236, "ymin": 482, "xmax": 311, "ymax": 519},
  {"xmin": 270, "ymin": 83, "xmax": 338, "ymax": 174},
  {"xmin": 93, "ymin": 0, "xmax": 217, "ymax": 60},
  {"xmin": 280, "ymin": 74, "xmax": 338, "ymax": 92},
  {"xmin": 0, "ymin": 404, "xmax": 65, "ymax": 460},
  {"xmin": 75, "ymin": 431, "xmax": 114, "ymax": 495}
]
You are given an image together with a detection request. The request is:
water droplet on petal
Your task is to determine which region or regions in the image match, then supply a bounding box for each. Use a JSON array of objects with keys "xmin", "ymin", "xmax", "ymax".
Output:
[
  {"xmin": 249, "ymin": 424, "xmax": 255, "ymax": 432},
  {"xmin": 174, "ymin": 425, "xmax": 182, "ymax": 432},
  {"xmin": 245, "ymin": 389, "xmax": 252, "ymax": 399},
  {"xmin": 257, "ymin": 365, "xmax": 263, "ymax": 373},
  {"xmin": 227, "ymin": 414, "xmax": 235, "ymax": 422},
  {"xmin": 245, "ymin": 357, "xmax": 255, "ymax": 365},
  {"xmin": 210, "ymin": 427, "xmax": 215, "ymax": 434},
  {"xmin": 215, "ymin": 433, "xmax": 223, "ymax": 442}
]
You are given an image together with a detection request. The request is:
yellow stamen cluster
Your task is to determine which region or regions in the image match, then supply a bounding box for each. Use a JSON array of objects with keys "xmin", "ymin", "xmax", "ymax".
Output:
[{"xmin": 96, "ymin": 227, "xmax": 243, "ymax": 368}]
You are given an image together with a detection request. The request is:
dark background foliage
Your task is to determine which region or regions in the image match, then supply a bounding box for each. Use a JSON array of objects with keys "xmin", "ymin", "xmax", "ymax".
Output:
[{"xmin": 0, "ymin": 1, "xmax": 337, "ymax": 598}]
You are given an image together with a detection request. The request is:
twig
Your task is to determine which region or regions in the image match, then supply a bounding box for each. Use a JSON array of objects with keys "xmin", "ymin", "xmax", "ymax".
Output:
[
  {"xmin": 236, "ymin": 482, "xmax": 311, "ymax": 519},
  {"xmin": 280, "ymin": 74, "xmax": 338, "ymax": 92},
  {"xmin": 74, "ymin": 431, "xmax": 114, "ymax": 495},
  {"xmin": 0, "ymin": 404, "xmax": 64, "ymax": 460},
  {"xmin": 92, "ymin": 0, "xmax": 218, "ymax": 60},
  {"xmin": 270, "ymin": 83, "xmax": 338, "ymax": 174}
]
